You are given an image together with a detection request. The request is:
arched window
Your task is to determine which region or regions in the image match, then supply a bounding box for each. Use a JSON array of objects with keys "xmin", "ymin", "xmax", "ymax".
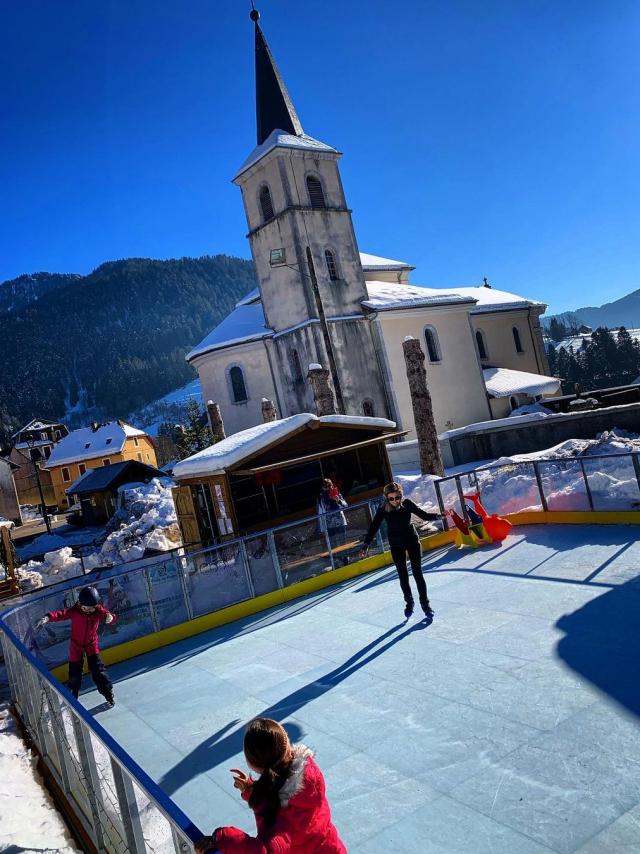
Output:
[
  {"xmin": 259, "ymin": 185, "xmax": 274, "ymax": 222},
  {"xmin": 229, "ymin": 366, "xmax": 248, "ymax": 403},
  {"xmin": 362, "ymin": 399, "xmax": 375, "ymax": 418},
  {"xmin": 476, "ymin": 329, "xmax": 488, "ymax": 360},
  {"xmin": 513, "ymin": 326, "xmax": 524, "ymax": 353},
  {"xmin": 325, "ymin": 249, "xmax": 338, "ymax": 281},
  {"xmin": 306, "ymin": 175, "xmax": 326, "ymax": 209},
  {"xmin": 289, "ymin": 348, "xmax": 303, "ymax": 383},
  {"xmin": 424, "ymin": 326, "xmax": 442, "ymax": 363},
  {"xmin": 510, "ymin": 395, "xmax": 519, "ymax": 412}
]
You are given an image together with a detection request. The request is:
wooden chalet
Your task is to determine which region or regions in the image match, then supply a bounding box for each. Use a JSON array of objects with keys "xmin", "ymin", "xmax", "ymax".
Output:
[{"xmin": 171, "ymin": 413, "xmax": 401, "ymax": 549}]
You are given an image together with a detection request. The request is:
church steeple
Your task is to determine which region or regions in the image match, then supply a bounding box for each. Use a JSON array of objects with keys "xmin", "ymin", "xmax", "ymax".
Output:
[{"xmin": 251, "ymin": 8, "xmax": 303, "ymax": 144}]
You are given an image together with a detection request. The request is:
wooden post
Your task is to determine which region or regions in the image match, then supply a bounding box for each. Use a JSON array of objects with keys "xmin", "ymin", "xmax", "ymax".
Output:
[
  {"xmin": 206, "ymin": 400, "xmax": 226, "ymax": 443},
  {"xmin": 402, "ymin": 336, "xmax": 445, "ymax": 476},
  {"xmin": 0, "ymin": 525, "xmax": 19, "ymax": 596},
  {"xmin": 307, "ymin": 364, "xmax": 337, "ymax": 416},
  {"xmin": 261, "ymin": 398, "xmax": 278, "ymax": 422}
]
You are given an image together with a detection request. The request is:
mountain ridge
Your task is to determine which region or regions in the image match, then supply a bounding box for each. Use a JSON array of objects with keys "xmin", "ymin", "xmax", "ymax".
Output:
[
  {"xmin": 0, "ymin": 255, "xmax": 255, "ymax": 444},
  {"xmin": 544, "ymin": 288, "xmax": 640, "ymax": 331}
]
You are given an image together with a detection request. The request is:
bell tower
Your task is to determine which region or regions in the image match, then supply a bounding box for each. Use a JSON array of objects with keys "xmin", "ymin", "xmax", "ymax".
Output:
[{"xmin": 232, "ymin": 8, "xmax": 390, "ymax": 420}]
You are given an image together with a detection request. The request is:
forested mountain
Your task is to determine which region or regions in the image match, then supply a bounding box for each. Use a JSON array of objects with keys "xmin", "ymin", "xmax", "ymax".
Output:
[
  {"xmin": 0, "ymin": 255, "xmax": 255, "ymax": 444},
  {"xmin": 543, "ymin": 288, "xmax": 640, "ymax": 332},
  {"xmin": 0, "ymin": 272, "xmax": 81, "ymax": 315}
]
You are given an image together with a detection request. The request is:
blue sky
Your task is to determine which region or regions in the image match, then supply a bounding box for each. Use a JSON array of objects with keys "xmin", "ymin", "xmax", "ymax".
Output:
[{"xmin": 2, "ymin": 0, "xmax": 639, "ymax": 314}]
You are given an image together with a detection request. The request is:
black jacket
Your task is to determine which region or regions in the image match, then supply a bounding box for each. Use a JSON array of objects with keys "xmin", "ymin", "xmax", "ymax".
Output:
[{"xmin": 364, "ymin": 498, "xmax": 441, "ymax": 548}]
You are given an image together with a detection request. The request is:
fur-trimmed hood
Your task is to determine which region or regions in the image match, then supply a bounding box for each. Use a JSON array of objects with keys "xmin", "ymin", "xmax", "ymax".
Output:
[{"xmin": 279, "ymin": 744, "xmax": 314, "ymax": 806}]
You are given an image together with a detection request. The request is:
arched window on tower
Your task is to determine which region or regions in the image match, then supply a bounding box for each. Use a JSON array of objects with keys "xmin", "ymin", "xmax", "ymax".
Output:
[
  {"xmin": 513, "ymin": 326, "xmax": 524, "ymax": 353},
  {"xmin": 289, "ymin": 348, "xmax": 303, "ymax": 383},
  {"xmin": 229, "ymin": 366, "xmax": 248, "ymax": 403},
  {"xmin": 424, "ymin": 326, "xmax": 442, "ymax": 363},
  {"xmin": 306, "ymin": 175, "xmax": 326, "ymax": 209},
  {"xmin": 325, "ymin": 249, "xmax": 339, "ymax": 281},
  {"xmin": 476, "ymin": 329, "xmax": 488, "ymax": 360},
  {"xmin": 259, "ymin": 185, "xmax": 274, "ymax": 222},
  {"xmin": 362, "ymin": 399, "xmax": 375, "ymax": 418}
]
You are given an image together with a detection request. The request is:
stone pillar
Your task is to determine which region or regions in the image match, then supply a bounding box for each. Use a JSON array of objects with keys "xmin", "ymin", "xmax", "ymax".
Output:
[
  {"xmin": 402, "ymin": 336, "xmax": 444, "ymax": 476},
  {"xmin": 261, "ymin": 398, "xmax": 278, "ymax": 422},
  {"xmin": 206, "ymin": 400, "xmax": 226, "ymax": 444},
  {"xmin": 307, "ymin": 364, "xmax": 337, "ymax": 416}
]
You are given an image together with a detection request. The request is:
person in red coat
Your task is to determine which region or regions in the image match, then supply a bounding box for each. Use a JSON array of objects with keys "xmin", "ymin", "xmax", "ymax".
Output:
[
  {"xmin": 196, "ymin": 718, "xmax": 346, "ymax": 854},
  {"xmin": 36, "ymin": 585, "xmax": 117, "ymax": 706}
]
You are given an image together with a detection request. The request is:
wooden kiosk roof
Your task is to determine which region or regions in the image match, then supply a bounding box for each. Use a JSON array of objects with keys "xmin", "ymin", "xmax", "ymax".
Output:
[{"xmin": 172, "ymin": 414, "xmax": 400, "ymax": 482}]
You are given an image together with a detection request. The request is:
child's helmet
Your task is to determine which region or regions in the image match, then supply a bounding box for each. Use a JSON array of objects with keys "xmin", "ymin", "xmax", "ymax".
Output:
[{"xmin": 78, "ymin": 586, "xmax": 100, "ymax": 607}]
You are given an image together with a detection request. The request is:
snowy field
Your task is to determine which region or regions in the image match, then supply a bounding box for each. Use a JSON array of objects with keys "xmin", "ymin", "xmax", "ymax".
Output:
[
  {"xmin": 0, "ymin": 704, "xmax": 79, "ymax": 851},
  {"xmin": 79, "ymin": 524, "xmax": 640, "ymax": 854}
]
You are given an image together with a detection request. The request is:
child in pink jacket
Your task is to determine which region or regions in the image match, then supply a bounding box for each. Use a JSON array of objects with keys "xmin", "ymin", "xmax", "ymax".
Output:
[
  {"xmin": 196, "ymin": 718, "xmax": 346, "ymax": 854},
  {"xmin": 37, "ymin": 585, "xmax": 117, "ymax": 706}
]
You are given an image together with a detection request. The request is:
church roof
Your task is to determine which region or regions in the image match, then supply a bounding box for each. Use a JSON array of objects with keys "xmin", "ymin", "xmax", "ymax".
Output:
[
  {"xmin": 234, "ymin": 129, "xmax": 337, "ymax": 181},
  {"xmin": 359, "ymin": 252, "xmax": 414, "ymax": 271},
  {"xmin": 362, "ymin": 281, "xmax": 475, "ymax": 311},
  {"xmin": 482, "ymin": 367, "xmax": 561, "ymax": 398},
  {"xmin": 186, "ymin": 302, "xmax": 273, "ymax": 361},
  {"xmin": 255, "ymin": 22, "xmax": 303, "ymax": 145}
]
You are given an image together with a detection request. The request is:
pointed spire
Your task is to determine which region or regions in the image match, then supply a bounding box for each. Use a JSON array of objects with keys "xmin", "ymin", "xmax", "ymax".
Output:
[{"xmin": 251, "ymin": 9, "xmax": 303, "ymax": 145}]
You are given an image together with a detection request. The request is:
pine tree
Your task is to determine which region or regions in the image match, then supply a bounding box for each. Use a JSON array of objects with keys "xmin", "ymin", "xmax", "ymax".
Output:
[{"xmin": 174, "ymin": 400, "xmax": 213, "ymax": 460}]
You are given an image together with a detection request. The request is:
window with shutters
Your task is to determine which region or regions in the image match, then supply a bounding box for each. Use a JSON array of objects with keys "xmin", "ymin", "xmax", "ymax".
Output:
[
  {"xmin": 325, "ymin": 249, "xmax": 339, "ymax": 281},
  {"xmin": 259, "ymin": 185, "xmax": 274, "ymax": 222},
  {"xmin": 513, "ymin": 326, "xmax": 524, "ymax": 353},
  {"xmin": 229, "ymin": 365, "xmax": 248, "ymax": 403},
  {"xmin": 306, "ymin": 175, "xmax": 326, "ymax": 209},
  {"xmin": 476, "ymin": 329, "xmax": 488, "ymax": 360},
  {"xmin": 362, "ymin": 399, "xmax": 375, "ymax": 417},
  {"xmin": 424, "ymin": 326, "xmax": 442, "ymax": 363}
]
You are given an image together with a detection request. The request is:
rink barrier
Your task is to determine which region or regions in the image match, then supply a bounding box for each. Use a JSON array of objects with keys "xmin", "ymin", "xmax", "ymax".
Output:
[{"xmin": 4, "ymin": 453, "xmax": 640, "ymax": 852}]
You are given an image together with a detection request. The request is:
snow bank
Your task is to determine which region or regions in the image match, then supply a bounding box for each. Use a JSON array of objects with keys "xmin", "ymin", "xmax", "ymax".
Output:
[
  {"xmin": 397, "ymin": 428, "xmax": 640, "ymax": 518},
  {"xmin": 0, "ymin": 704, "xmax": 79, "ymax": 851},
  {"xmin": 18, "ymin": 478, "xmax": 181, "ymax": 589},
  {"xmin": 509, "ymin": 402, "xmax": 553, "ymax": 418}
]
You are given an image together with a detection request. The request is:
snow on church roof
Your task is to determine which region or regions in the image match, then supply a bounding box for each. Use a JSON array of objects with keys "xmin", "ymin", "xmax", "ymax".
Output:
[
  {"xmin": 483, "ymin": 367, "xmax": 561, "ymax": 398},
  {"xmin": 186, "ymin": 303, "xmax": 273, "ymax": 361},
  {"xmin": 173, "ymin": 413, "xmax": 396, "ymax": 478},
  {"xmin": 362, "ymin": 281, "xmax": 475, "ymax": 311},
  {"xmin": 46, "ymin": 422, "xmax": 147, "ymax": 468},
  {"xmin": 359, "ymin": 253, "xmax": 414, "ymax": 271},
  {"xmin": 234, "ymin": 130, "xmax": 338, "ymax": 180}
]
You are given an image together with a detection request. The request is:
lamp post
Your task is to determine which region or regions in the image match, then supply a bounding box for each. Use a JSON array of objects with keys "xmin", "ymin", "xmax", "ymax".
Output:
[{"xmin": 25, "ymin": 435, "xmax": 52, "ymax": 535}]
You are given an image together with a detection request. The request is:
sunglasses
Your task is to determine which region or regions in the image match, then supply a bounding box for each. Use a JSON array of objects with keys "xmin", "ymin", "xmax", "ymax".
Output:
[{"xmin": 387, "ymin": 494, "xmax": 402, "ymax": 502}]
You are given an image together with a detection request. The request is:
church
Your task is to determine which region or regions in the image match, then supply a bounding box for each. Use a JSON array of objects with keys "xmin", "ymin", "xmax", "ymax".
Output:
[{"xmin": 187, "ymin": 11, "xmax": 558, "ymax": 441}]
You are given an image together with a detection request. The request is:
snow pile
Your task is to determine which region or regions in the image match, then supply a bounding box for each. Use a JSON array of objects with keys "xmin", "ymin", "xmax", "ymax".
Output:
[
  {"xmin": 0, "ymin": 704, "xmax": 79, "ymax": 852},
  {"xmin": 18, "ymin": 478, "xmax": 181, "ymax": 588},
  {"xmin": 20, "ymin": 547, "xmax": 84, "ymax": 591},
  {"xmin": 509, "ymin": 403, "xmax": 553, "ymax": 418},
  {"xmin": 0, "ymin": 517, "xmax": 14, "ymax": 529},
  {"xmin": 96, "ymin": 477, "xmax": 180, "ymax": 565},
  {"xmin": 397, "ymin": 428, "xmax": 640, "ymax": 518},
  {"xmin": 476, "ymin": 428, "xmax": 640, "ymax": 514}
]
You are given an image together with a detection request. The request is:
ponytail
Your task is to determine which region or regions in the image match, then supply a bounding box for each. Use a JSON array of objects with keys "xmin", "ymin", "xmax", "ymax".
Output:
[{"xmin": 243, "ymin": 718, "xmax": 294, "ymax": 827}]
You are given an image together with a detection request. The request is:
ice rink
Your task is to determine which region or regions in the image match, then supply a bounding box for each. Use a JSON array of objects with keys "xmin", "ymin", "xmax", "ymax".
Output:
[{"xmin": 83, "ymin": 525, "xmax": 640, "ymax": 853}]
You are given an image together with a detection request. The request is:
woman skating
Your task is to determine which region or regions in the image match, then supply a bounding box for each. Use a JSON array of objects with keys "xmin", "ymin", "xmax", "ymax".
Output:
[{"xmin": 360, "ymin": 481, "xmax": 444, "ymax": 619}]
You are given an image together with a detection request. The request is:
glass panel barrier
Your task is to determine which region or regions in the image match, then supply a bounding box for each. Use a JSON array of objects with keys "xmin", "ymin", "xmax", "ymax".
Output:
[
  {"xmin": 475, "ymin": 462, "xmax": 544, "ymax": 515},
  {"xmin": 332, "ymin": 503, "xmax": 373, "ymax": 565},
  {"xmin": 183, "ymin": 543, "xmax": 251, "ymax": 619},
  {"xmin": 146, "ymin": 558, "xmax": 189, "ymax": 630},
  {"xmin": 244, "ymin": 534, "xmax": 280, "ymax": 596},
  {"xmin": 436, "ymin": 477, "xmax": 464, "ymax": 528},
  {"xmin": 538, "ymin": 460, "xmax": 590, "ymax": 511},
  {"xmin": 583, "ymin": 454, "xmax": 640, "ymax": 510},
  {"xmin": 274, "ymin": 519, "xmax": 332, "ymax": 586}
]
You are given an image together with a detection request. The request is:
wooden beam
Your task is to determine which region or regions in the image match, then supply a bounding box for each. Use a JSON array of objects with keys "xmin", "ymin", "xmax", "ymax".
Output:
[{"xmin": 234, "ymin": 431, "xmax": 407, "ymax": 475}]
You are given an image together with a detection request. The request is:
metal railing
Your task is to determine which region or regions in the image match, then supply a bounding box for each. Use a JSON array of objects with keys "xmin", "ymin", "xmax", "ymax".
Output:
[
  {"xmin": 4, "ymin": 451, "xmax": 638, "ymax": 851},
  {"xmin": 0, "ymin": 498, "xmax": 385, "ymax": 853},
  {"xmin": 432, "ymin": 451, "xmax": 640, "ymax": 523}
]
